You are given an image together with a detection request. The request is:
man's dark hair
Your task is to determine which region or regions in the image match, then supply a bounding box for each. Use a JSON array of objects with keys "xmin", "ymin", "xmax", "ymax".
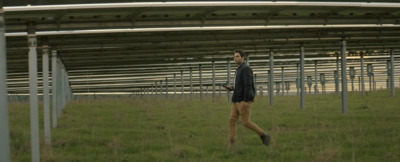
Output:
[{"xmin": 234, "ymin": 50, "xmax": 246, "ymax": 58}]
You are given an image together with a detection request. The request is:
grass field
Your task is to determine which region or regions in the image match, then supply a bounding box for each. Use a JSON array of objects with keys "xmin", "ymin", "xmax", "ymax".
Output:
[{"xmin": 8, "ymin": 89, "xmax": 400, "ymax": 161}]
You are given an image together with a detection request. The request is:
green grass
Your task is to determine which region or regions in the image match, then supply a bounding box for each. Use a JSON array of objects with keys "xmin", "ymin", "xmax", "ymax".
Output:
[{"xmin": 8, "ymin": 89, "xmax": 400, "ymax": 161}]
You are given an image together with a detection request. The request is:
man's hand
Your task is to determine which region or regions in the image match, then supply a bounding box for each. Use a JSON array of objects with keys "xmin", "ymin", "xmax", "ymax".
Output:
[{"xmin": 224, "ymin": 86, "xmax": 233, "ymax": 91}]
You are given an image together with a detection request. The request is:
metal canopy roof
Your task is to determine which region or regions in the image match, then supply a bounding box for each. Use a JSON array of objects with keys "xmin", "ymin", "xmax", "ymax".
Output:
[{"xmin": 3, "ymin": 1, "xmax": 400, "ymax": 94}]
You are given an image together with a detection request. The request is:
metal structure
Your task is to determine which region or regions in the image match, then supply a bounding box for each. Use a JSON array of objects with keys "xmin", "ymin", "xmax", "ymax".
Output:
[
  {"xmin": 320, "ymin": 73, "xmax": 326, "ymax": 94},
  {"xmin": 0, "ymin": 3, "xmax": 11, "ymax": 162},
  {"xmin": 307, "ymin": 76, "xmax": 312, "ymax": 94},
  {"xmin": 1, "ymin": 1, "xmax": 400, "ymax": 160},
  {"xmin": 341, "ymin": 40, "xmax": 348, "ymax": 114},
  {"xmin": 27, "ymin": 21, "xmax": 40, "ymax": 162},
  {"xmin": 350, "ymin": 67, "xmax": 356, "ymax": 92},
  {"xmin": 367, "ymin": 63, "xmax": 374, "ymax": 91}
]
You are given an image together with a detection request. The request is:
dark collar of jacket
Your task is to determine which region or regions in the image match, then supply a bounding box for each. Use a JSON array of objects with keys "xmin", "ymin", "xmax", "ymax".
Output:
[{"xmin": 236, "ymin": 62, "xmax": 248, "ymax": 72}]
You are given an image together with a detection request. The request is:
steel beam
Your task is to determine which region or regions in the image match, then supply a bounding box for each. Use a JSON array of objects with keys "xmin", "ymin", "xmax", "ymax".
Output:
[
  {"xmin": 390, "ymin": 49, "xmax": 395, "ymax": 96},
  {"xmin": 300, "ymin": 46, "xmax": 305, "ymax": 109},
  {"xmin": 42, "ymin": 42, "xmax": 51, "ymax": 145},
  {"xmin": 5, "ymin": 2, "xmax": 400, "ymax": 12},
  {"xmin": 0, "ymin": 4, "xmax": 11, "ymax": 161},
  {"xmin": 27, "ymin": 21, "xmax": 40, "ymax": 162},
  {"xmin": 269, "ymin": 51, "xmax": 274, "ymax": 106},
  {"xmin": 341, "ymin": 40, "xmax": 348, "ymax": 114}
]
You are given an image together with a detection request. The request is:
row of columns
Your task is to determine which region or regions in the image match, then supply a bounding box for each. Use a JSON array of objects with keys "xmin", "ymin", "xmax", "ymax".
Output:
[
  {"xmin": 30, "ymin": 22, "xmax": 74, "ymax": 162},
  {"xmin": 137, "ymin": 45, "xmax": 396, "ymax": 109},
  {"xmin": 0, "ymin": 7, "xmax": 77, "ymax": 162},
  {"xmin": 141, "ymin": 63, "xmax": 216, "ymax": 100}
]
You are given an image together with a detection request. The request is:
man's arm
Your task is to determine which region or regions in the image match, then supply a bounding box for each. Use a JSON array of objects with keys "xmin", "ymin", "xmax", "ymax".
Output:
[
  {"xmin": 243, "ymin": 67, "xmax": 253, "ymax": 102},
  {"xmin": 223, "ymin": 85, "xmax": 234, "ymax": 91}
]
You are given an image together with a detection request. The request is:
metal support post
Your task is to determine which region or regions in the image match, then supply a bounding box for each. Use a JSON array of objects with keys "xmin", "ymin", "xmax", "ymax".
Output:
[
  {"xmin": 174, "ymin": 74, "xmax": 176, "ymax": 99},
  {"xmin": 212, "ymin": 61, "xmax": 216, "ymax": 102},
  {"xmin": 165, "ymin": 78, "xmax": 168, "ymax": 98},
  {"xmin": 300, "ymin": 46, "xmax": 305, "ymax": 109},
  {"xmin": 0, "ymin": 4, "xmax": 11, "ymax": 161},
  {"xmin": 267, "ymin": 70, "xmax": 270, "ymax": 95},
  {"xmin": 151, "ymin": 84, "xmax": 154, "ymax": 97},
  {"xmin": 341, "ymin": 40, "xmax": 348, "ymax": 114},
  {"xmin": 181, "ymin": 70, "xmax": 184, "ymax": 99},
  {"xmin": 190, "ymin": 67, "xmax": 193, "ymax": 99},
  {"xmin": 390, "ymin": 49, "xmax": 395, "ymax": 96},
  {"xmin": 27, "ymin": 21, "xmax": 40, "ymax": 162},
  {"xmin": 61, "ymin": 64, "xmax": 64, "ymax": 111},
  {"xmin": 281, "ymin": 67, "xmax": 284, "ymax": 96},
  {"xmin": 269, "ymin": 51, "xmax": 274, "ymax": 106},
  {"xmin": 155, "ymin": 81, "xmax": 158, "ymax": 96},
  {"xmin": 199, "ymin": 64, "xmax": 203, "ymax": 100},
  {"xmin": 51, "ymin": 50, "xmax": 58, "ymax": 128},
  {"xmin": 287, "ymin": 81, "xmax": 290, "ymax": 95},
  {"xmin": 367, "ymin": 64, "xmax": 373, "ymax": 91},
  {"xmin": 350, "ymin": 67, "xmax": 355, "ymax": 92},
  {"xmin": 373, "ymin": 75, "xmax": 376, "ymax": 91},
  {"xmin": 320, "ymin": 73, "xmax": 326, "ymax": 94},
  {"xmin": 361, "ymin": 53, "xmax": 365, "ymax": 95},
  {"xmin": 276, "ymin": 82, "xmax": 280, "ymax": 95},
  {"xmin": 336, "ymin": 52, "xmax": 340, "ymax": 96},
  {"xmin": 307, "ymin": 76, "xmax": 312, "ymax": 94},
  {"xmin": 314, "ymin": 61, "xmax": 318, "ymax": 95},
  {"xmin": 42, "ymin": 40, "xmax": 51, "ymax": 145},
  {"xmin": 296, "ymin": 63, "xmax": 299, "ymax": 96},
  {"xmin": 387, "ymin": 60, "xmax": 391, "ymax": 89},
  {"xmin": 160, "ymin": 80, "xmax": 163, "ymax": 96},
  {"xmin": 165, "ymin": 77, "xmax": 169, "ymax": 98}
]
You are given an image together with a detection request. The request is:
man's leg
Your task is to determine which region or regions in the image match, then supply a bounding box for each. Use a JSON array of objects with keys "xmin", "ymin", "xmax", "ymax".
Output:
[
  {"xmin": 229, "ymin": 103, "xmax": 239, "ymax": 143},
  {"xmin": 238, "ymin": 101, "xmax": 264, "ymax": 135}
]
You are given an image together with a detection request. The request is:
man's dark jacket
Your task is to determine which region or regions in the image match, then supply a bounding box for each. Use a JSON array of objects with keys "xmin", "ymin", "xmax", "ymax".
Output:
[{"xmin": 232, "ymin": 62, "xmax": 256, "ymax": 103}]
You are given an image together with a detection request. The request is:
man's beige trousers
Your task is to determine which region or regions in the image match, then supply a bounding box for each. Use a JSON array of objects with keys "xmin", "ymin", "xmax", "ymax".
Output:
[{"xmin": 229, "ymin": 101, "xmax": 264, "ymax": 141}]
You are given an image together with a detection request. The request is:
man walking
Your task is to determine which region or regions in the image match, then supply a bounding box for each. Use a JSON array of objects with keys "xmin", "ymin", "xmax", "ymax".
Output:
[{"xmin": 225, "ymin": 50, "xmax": 270, "ymax": 146}]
